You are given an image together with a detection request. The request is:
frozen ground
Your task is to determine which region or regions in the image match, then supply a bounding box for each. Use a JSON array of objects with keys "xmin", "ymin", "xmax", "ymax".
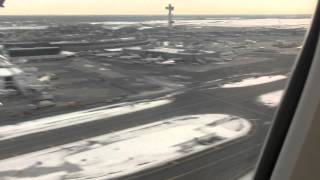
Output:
[
  {"xmin": 0, "ymin": 97, "xmax": 173, "ymax": 141},
  {"xmin": 258, "ymin": 90, "xmax": 284, "ymax": 107},
  {"xmin": 238, "ymin": 171, "xmax": 255, "ymax": 180},
  {"xmin": 0, "ymin": 114, "xmax": 252, "ymax": 180},
  {"xmin": 159, "ymin": 18, "xmax": 310, "ymax": 28},
  {"xmin": 0, "ymin": 26, "xmax": 48, "ymax": 30},
  {"xmin": 89, "ymin": 18, "xmax": 310, "ymax": 29},
  {"xmin": 221, "ymin": 75, "xmax": 287, "ymax": 88},
  {"xmin": 0, "ymin": 68, "xmax": 23, "ymax": 76}
]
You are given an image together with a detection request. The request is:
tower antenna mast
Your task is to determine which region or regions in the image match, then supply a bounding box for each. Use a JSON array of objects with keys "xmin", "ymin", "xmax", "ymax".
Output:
[{"xmin": 165, "ymin": 4, "xmax": 175, "ymax": 29}]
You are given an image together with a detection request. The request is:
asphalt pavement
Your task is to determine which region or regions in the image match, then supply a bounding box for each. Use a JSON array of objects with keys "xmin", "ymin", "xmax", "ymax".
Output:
[{"xmin": 0, "ymin": 58, "xmax": 291, "ymax": 180}]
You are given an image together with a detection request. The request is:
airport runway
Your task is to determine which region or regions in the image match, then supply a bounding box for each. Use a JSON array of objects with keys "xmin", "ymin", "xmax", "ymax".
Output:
[
  {"xmin": 0, "ymin": 82, "xmax": 286, "ymax": 179},
  {"xmin": 0, "ymin": 59, "xmax": 290, "ymax": 179},
  {"xmin": 124, "ymin": 80, "xmax": 284, "ymax": 180}
]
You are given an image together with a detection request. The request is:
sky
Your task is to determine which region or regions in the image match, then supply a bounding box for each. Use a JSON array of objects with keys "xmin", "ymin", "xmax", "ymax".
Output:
[{"xmin": 0, "ymin": 0, "xmax": 317, "ymax": 15}]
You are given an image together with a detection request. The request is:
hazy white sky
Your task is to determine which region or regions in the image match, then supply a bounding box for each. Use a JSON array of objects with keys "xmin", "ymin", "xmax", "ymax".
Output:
[{"xmin": 0, "ymin": 0, "xmax": 317, "ymax": 15}]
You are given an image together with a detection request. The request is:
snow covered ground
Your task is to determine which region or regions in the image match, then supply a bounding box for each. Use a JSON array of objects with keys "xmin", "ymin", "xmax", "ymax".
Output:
[
  {"xmin": 221, "ymin": 75, "xmax": 287, "ymax": 88},
  {"xmin": 0, "ymin": 68, "xmax": 23, "ymax": 77},
  {"xmin": 258, "ymin": 90, "xmax": 284, "ymax": 107},
  {"xmin": 238, "ymin": 171, "xmax": 255, "ymax": 180},
  {"xmin": 0, "ymin": 26, "xmax": 48, "ymax": 30},
  {"xmin": 0, "ymin": 114, "xmax": 252, "ymax": 180},
  {"xmin": 90, "ymin": 18, "xmax": 310, "ymax": 29},
  {"xmin": 165, "ymin": 18, "xmax": 310, "ymax": 29},
  {"xmin": 0, "ymin": 97, "xmax": 173, "ymax": 141}
]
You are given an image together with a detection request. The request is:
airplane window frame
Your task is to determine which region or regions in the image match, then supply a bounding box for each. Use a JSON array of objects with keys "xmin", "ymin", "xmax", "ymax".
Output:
[
  {"xmin": 0, "ymin": 1, "xmax": 317, "ymax": 180},
  {"xmin": 253, "ymin": 1, "xmax": 320, "ymax": 179}
]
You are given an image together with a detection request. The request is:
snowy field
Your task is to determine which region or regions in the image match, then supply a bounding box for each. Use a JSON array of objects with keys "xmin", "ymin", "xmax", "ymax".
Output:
[
  {"xmin": 0, "ymin": 97, "xmax": 173, "ymax": 141},
  {"xmin": 92, "ymin": 18, "xmax": 310, "ymax": 29},
  {"xmin": 0, "ymin": 26, "xmax": 48, "ymax": 30},
  {"xmin": 221, "ymin": 75, "xmax": 287, "ymax": 88},
  {"xmin": 258, "ymin": 90, "xmax": 284, "ymax": 107},
  {"xmin": 0, "ymin": 114, "xmax": 252, "ymax": 180}
]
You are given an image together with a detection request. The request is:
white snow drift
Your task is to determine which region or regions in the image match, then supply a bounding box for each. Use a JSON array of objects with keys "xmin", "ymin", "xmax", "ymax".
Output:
[
  {"xmin": 221, "ymin": 75, "xmax": 287, "ymax": 88},
  {"xmin": 258, "ymin": 90, "xmax": 284, "ymax": 107},
  {"xmin": 0, "ymin": 114, "xmax": 251, "ymax": 180},
  {"xmin": 0, "ymin": 98, "xmax": 172, "ymax": 141}
]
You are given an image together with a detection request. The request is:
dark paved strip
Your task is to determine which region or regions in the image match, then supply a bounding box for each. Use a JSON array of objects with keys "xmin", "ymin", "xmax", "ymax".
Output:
[{"xmin": 0, "ymin": 58, "xmax": 292, "ymax": 179}]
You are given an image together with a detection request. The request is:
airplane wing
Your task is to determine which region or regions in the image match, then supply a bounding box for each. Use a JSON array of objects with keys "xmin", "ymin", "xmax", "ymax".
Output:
[{"xmin": 0, "ymin": 0, "xmax": 5, "ymax": 7}]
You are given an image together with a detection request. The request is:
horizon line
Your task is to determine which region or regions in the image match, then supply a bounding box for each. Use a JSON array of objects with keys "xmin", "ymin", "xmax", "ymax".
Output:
[{"xmin": 0, "ymin": 13, "xmax": 313, "ymax": 16}]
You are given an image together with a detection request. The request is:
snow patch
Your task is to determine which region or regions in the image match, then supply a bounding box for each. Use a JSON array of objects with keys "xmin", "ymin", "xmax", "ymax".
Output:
[
  {"xmin": 61, "ymin": 51, "xmax": 76, "ymax": 57},
  {"xmin": 138, "ymin": 26, "xmax": 153, "ymax": 30},
  {"xmin": 83, "ymin": 64, "xmax": 94, "ymax": 68},
  {"xmin": 148, "ymin": 47, "xmax": 185, "ymax": 54},
  {"xmin": 0, "ymin": 98, "xmax": 172, "ymax": 141},
  {"xmin": 222, "ymin": 75, "xmax": 287, "ymax": 88},
  {"xmin": 238, "ymin": 171, "xmax": 255, "ymax": 180},
  {"xmin": 105, "ymin": 48, "xmax": 123, "ymax": 52},
  {"xmin": 0, "ymin": 68, "xmax": 23, "ymax": 77},
  {"xmin": 0, "ymin": 114, "xmax": 251, "ymax": 180},
  {"xmin": 0, "ymin": 26, "xmax": 48, "ymax": 30},
  {"xmin": 258, "ymin": 90, "xmax": 284, "ymax": 107},
  {"xmin": 159, "ymin": 60, "xmax": 176, "ymax": 65},
  {"xmin": 124, "ymin": 46, "xmax": 142, "ymax": 50}
]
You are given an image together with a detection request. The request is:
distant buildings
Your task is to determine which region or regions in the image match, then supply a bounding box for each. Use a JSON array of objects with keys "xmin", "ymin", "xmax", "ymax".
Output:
[
  {"xmin": 8, "ymin": 47, "xmax": 62, "ymax": 57},
  {"xmin": 49, "ymin": 37, "xmax": 149, "ymax": 51},
  {"xmin": 123, "ymin": 46, "xmax": 218, "ymax": 61},
  {"xmin": 1, "ymin": 42, "xmax": 75, "ymax": 61},
  {"xmin": 0, "ymin": 37, "xmax": 150, "ymax": 61}
]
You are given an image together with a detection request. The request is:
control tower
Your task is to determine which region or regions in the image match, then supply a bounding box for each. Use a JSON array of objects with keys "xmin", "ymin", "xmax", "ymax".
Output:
[{"xmin": 166, "ymin": 4, "xmax": 175, "ymax": 28}]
